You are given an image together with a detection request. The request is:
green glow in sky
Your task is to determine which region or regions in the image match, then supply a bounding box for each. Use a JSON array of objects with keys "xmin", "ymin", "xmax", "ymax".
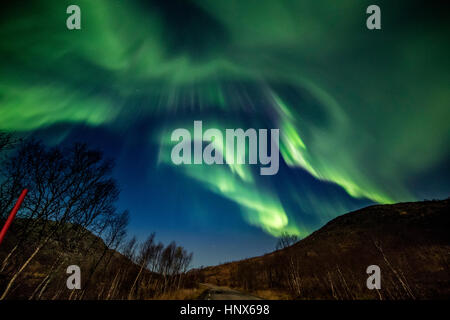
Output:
[{"xmin": 1, "ymin": 0, "xmax": 449, "ymax": 237}]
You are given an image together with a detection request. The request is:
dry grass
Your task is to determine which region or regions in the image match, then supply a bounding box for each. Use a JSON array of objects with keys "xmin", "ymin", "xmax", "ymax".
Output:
[
  {"xmin": 154, "ymin": 287, "xmax": 207, "ymax": 300},
  {"xmin": 251, "ymin": 289, "xmax": 291, "ymax": 300},
  {"xmin": 195, "ymin": 200, "xmax": 450, "ymax": 300}
]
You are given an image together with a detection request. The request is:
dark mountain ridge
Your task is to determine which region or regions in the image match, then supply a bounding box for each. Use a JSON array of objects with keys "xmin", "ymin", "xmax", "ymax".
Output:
[{"xmin": 194, "ymin": 199, "xmax": 450, "ymax": 299}]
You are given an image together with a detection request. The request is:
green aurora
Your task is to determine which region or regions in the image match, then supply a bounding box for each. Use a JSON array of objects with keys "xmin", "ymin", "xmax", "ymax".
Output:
[{"xmin": 1, "ymin": 0, "xmax": 449, "ymax": 237}]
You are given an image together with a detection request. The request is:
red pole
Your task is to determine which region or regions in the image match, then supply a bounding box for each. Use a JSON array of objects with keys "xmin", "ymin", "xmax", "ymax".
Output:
[{"xmin": 0, "ymin": 189, "xmax": 28, "ymax": 246}]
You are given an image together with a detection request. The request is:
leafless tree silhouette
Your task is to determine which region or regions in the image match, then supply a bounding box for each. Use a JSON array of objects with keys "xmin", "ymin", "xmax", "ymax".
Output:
[
  {"xmin": 275, "ymin": 232, "xmax": 299, "ymax": 250},
  {"xmin": 0, "ymin": 139, "xmax": 193, "ymax": 300}
]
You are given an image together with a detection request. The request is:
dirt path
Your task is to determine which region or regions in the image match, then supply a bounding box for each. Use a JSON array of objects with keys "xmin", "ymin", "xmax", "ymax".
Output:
[{"xmin": 198, "ymin": 283, "xmax": 263, "ymax": 300}]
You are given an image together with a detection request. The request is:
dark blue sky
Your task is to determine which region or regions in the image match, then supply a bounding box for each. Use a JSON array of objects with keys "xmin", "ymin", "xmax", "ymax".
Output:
[
  {"xmin": 33, "ymin": 122, "xmax": 371, "ymax": 267},
  {"xmin": 1, "ymin": 0, "xmax": 449, "ymax": 267}
]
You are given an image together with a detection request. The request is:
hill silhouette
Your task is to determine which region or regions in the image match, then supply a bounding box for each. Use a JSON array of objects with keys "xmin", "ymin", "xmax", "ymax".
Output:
[
  {"xmin": 193, "ymin": 199, "xmax": 450, "ymax": 299},
  {"xmin": 1, "ymin": 199, "xmax": 448, "ymax": 299}
]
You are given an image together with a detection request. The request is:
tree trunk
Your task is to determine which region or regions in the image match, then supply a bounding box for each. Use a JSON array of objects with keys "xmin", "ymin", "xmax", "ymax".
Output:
[
  {"xmin": 0, "ymin": 244, "xmax": 18, "ymax": 272},
  {"xmin": 128, "ymin": 264, "xmax": 145, "ymax": 300},
  {"xmin": 0, "ymin": 239, "xmax": 47, "ymax": 300}
]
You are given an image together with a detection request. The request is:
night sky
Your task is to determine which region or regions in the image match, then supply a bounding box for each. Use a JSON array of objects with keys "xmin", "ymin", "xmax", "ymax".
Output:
[{"xmin": 1, "ymin": 0, "xmax": 449, "ymax": 267}]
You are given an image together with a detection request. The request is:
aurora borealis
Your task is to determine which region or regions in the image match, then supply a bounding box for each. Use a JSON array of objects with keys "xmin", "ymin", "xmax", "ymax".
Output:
[{"xmin": 1, "ymin": 0, "xmax": 449, "ymax": 266}]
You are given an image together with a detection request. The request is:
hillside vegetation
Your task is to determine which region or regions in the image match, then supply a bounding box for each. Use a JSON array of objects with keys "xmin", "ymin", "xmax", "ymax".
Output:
[
  {"xmin": 193, "ymin": 199, "xmax": 450, "ymax": 299},
  {"xmin": 0, "ymin": 138, "xmax": 193, "ymax": 300}
]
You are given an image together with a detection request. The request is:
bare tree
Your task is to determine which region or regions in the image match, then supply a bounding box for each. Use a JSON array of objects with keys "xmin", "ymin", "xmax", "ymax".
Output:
[
  {"xmin": 0, "ymin": 141, "xmax": 121, "ymax": 300},
  {"xmin": 0, "ymin": 138, "xmax": 195, "ymax": 300},
  {"xmin": 0, "ymin": 132, "xmax": 16, "ymax": 153},
  {"xmin": 78, "ymin": 210, "xmax": 129, "ymax": 299},
  {"xmin": 275, "ymin": 232, "xmax": 299, "ymax": 250},
  {"xmin": 128, "ymin": 233, "xmax": 158, "ymax": 299}
]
